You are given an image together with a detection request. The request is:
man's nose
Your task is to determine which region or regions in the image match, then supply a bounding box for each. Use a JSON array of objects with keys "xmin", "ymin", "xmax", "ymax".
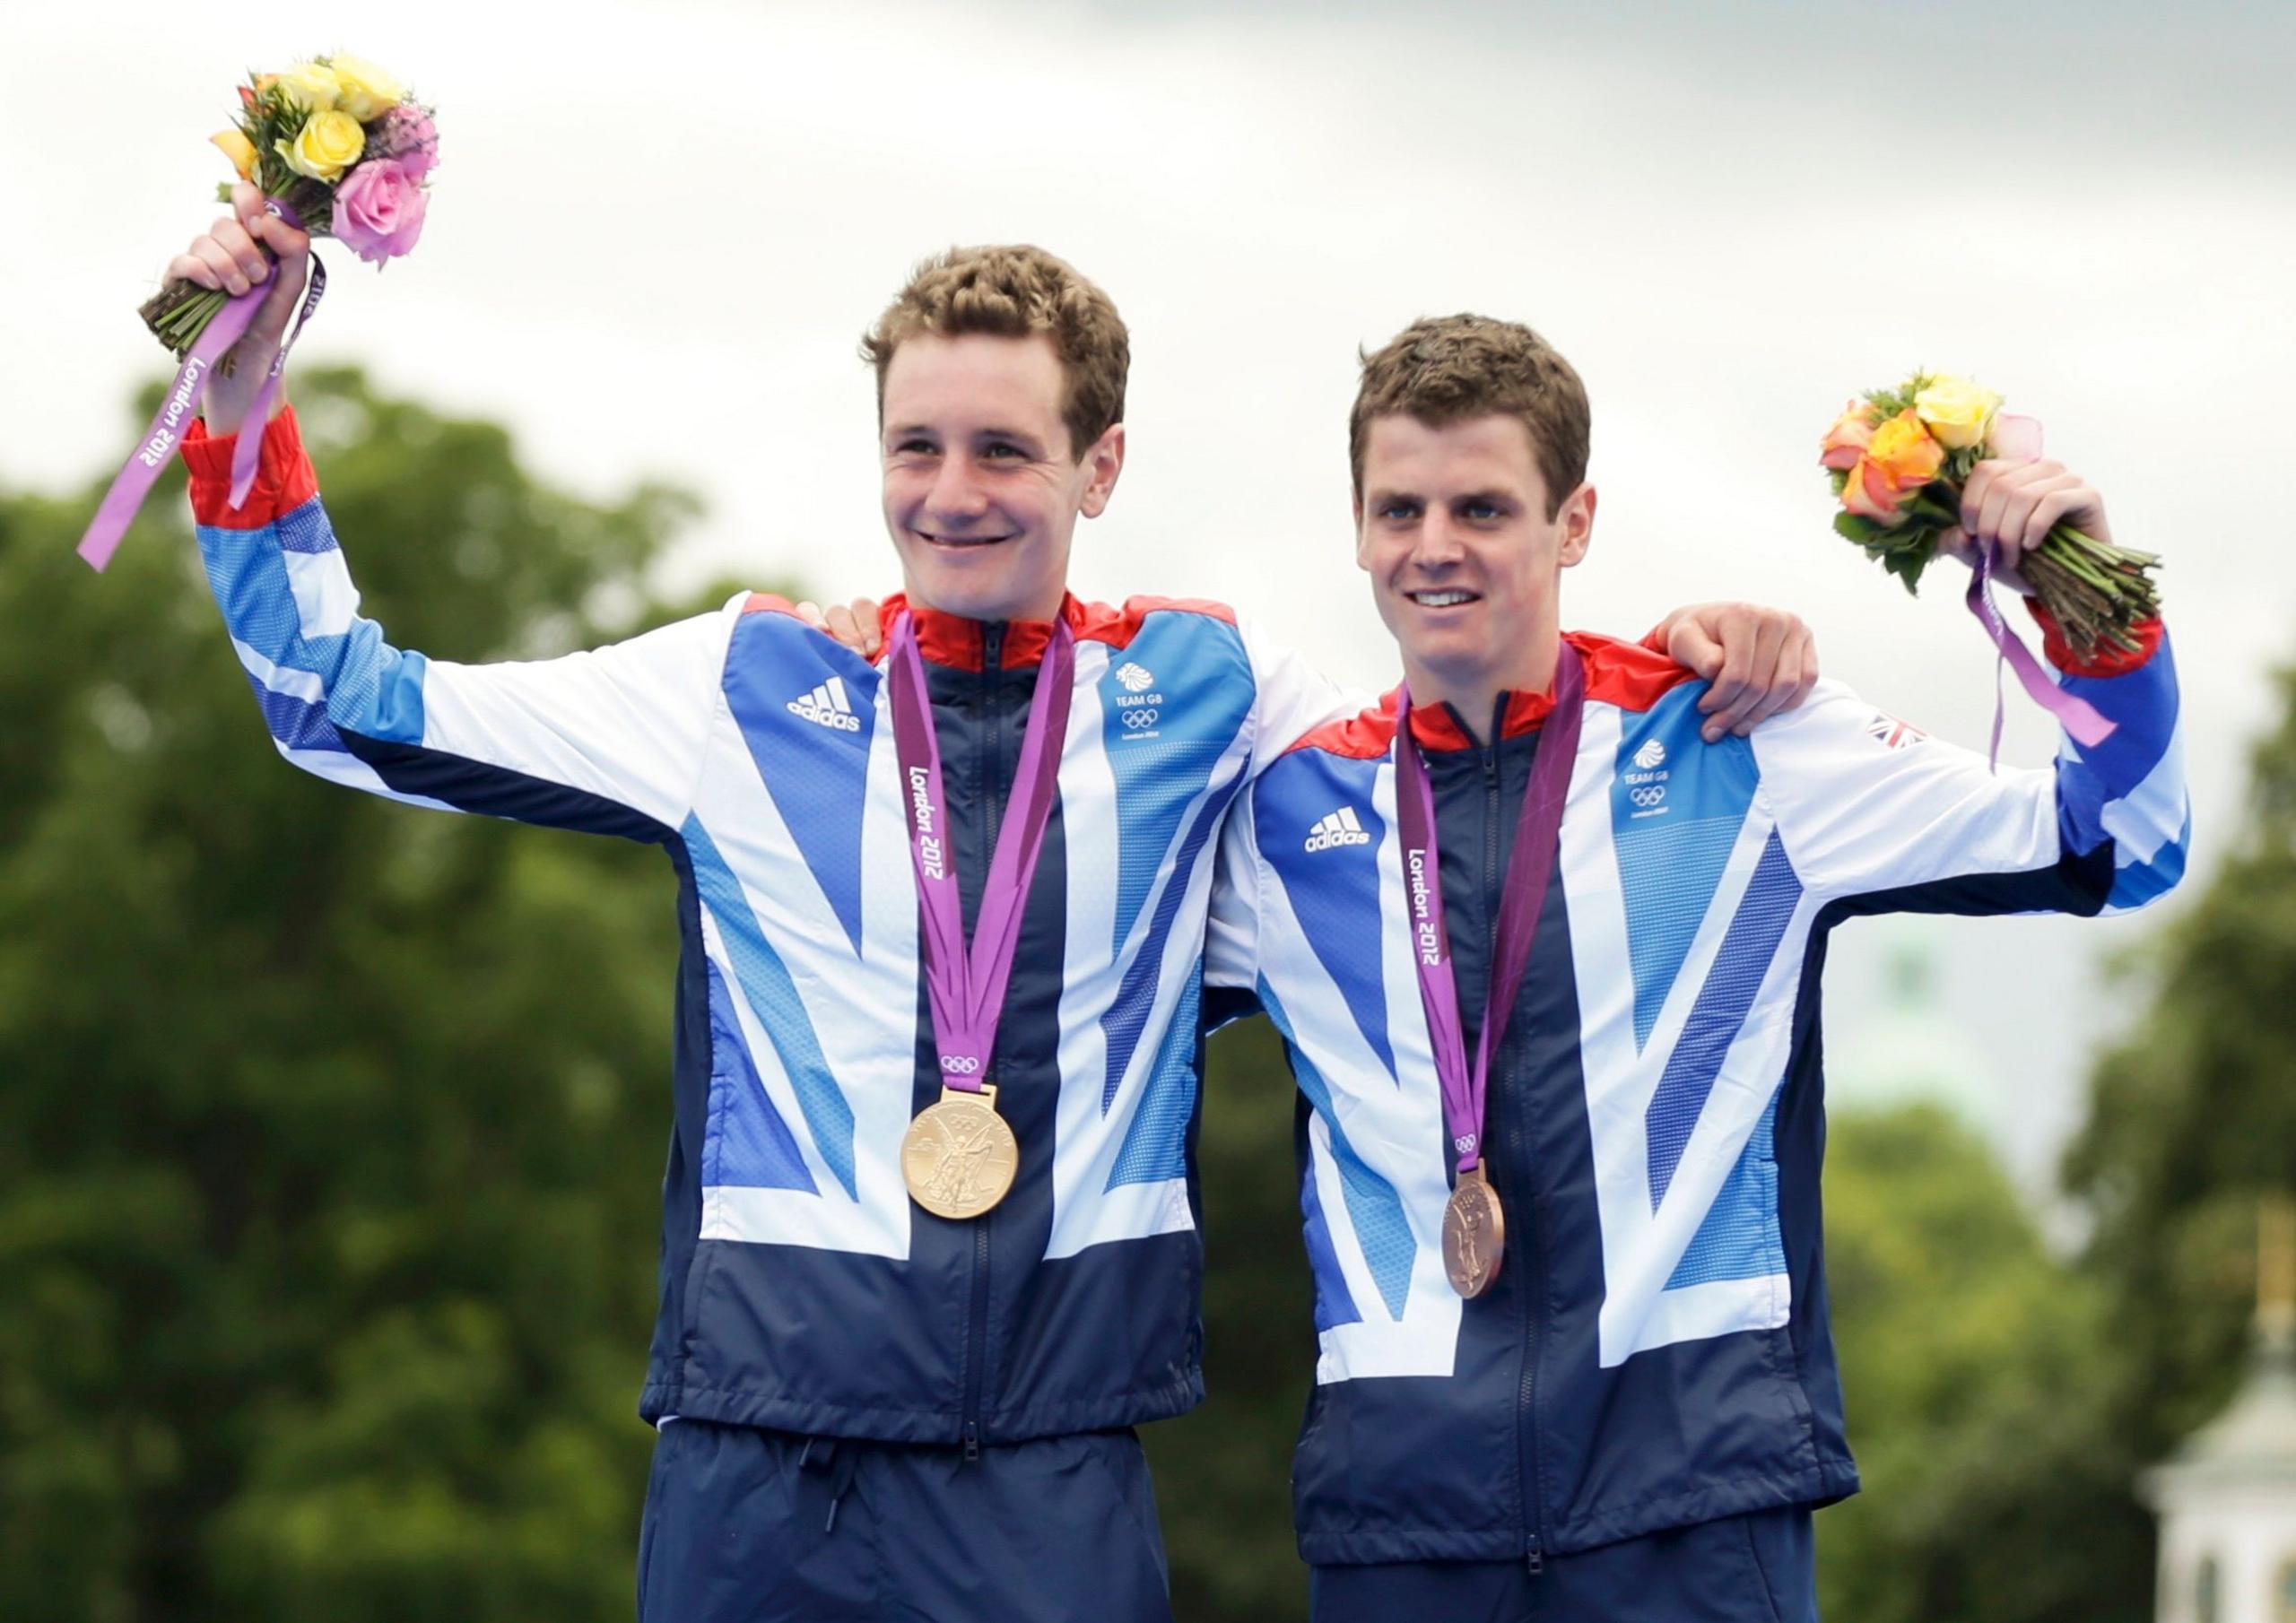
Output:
[
  {"xmin": 1412, "ymin": 512, "xmax": 1465, "ymax": 567},
  {"xmin": 926, "ymin": 456, "xmax": 991, "ymax": 524}
]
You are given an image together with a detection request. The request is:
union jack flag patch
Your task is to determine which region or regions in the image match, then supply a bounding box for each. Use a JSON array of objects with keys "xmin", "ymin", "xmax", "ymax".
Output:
[{"xmin": 1866, "ymin": 711, "xmax": 1927, "ymax": 750}]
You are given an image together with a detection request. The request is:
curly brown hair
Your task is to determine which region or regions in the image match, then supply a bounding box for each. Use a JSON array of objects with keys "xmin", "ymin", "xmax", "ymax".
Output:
[
  {"xmin": 1350, "ymin": 315, "xmax": 1589, "ymax": 519},
  {"xmin": 861, "ymin": 245, "xmax": 1129, "ymax": 461}
]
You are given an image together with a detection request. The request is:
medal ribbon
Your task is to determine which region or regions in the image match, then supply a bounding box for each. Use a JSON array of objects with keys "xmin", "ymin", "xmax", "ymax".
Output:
[
  {"xmin": 80, "ymin": 200, "xmax": 326, "ymax": 572},
  {"xmin": 1394, "ymin": 641, "xmax": 1586, "ymax": 1177},
  {"xmin": 887, "ymin": 612, "xmax": 1075, "ymax": 1091}
]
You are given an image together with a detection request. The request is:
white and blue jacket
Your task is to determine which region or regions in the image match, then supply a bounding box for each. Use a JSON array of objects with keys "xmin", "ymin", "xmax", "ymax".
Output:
[
  {"xmin": 1205, "ymin": 625, "xmax": 2187, "ymax": 1565},
  {"xmin": 184, "ymin": 409, "xmax": 1347, "ymax": 1447}
]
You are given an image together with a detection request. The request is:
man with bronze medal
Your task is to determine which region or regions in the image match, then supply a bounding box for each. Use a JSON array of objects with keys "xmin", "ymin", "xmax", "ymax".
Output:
[
  {"xmin": 153, "ymin": 182, "xmax": 1830, "ymax": 1621},
  {"xmin": 1207, "ymin": 315, "xmax": 2186, "ymax": 1619}
]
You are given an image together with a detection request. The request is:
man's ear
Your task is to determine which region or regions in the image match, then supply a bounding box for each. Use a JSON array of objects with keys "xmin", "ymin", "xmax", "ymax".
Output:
[
  {"xmin": 1353, "ymin": 495, "xmax": 1371, "ymax": 571},
  {"xmin": 1557, "ymin": 482, "xmax": 1597, "ymax": 568},
  {"xmin": 1078, "ymin": 423, "xmax": 1126, "ymax": 518}
]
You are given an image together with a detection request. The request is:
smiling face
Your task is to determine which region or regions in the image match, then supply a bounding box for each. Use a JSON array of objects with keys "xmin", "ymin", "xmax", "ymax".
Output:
[
  {"xmin": 1355, "ymin": 412, "xmax": 1596, "ymax": 713},
  {"xmin": 878, "ymin": 332, "xmax": 1125, "ymax": 623}
]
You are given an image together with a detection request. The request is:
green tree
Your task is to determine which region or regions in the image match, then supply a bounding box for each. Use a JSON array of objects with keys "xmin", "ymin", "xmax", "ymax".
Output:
[
  {"xmin": 1149, "ymin": 1017, "xmax": 1316, "ymax": 1623},
  {"xmin": 2052, "ymin": 665, "xmax": 2296, "ymax": 1616},
  {"xmin": 1819, "ymin": 1103, "xmax": 2127, "ymax": 1623},
  {"xmin": 0, "ymin": 369, "xmax": 744, "ymax": 1621}
]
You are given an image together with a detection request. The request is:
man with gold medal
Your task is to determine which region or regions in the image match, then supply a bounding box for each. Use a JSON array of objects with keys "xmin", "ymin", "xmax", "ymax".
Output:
[{"xmin": 1205, "ymin": 315, "xmax": 2187, "ymax": 1619}]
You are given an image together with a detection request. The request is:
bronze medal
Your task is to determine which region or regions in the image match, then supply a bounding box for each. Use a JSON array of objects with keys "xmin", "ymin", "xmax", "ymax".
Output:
[
  {"xmin": 1442, "ymin": 1164, "xmax": 1505, "ymax": 1298},
  {"xmin": 901, "ymin": 1084, "xmax": 1019, "ymax": 1219}
]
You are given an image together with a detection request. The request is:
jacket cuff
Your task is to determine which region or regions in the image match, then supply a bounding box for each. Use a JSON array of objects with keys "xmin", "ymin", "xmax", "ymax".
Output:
[
  {"xmin": 182, "ymin": 406, "xmax": 317, "ymax": 529},
  {"xmin": 2026, "ymin": 597, "xmax": 2163, "ymax": 678}
]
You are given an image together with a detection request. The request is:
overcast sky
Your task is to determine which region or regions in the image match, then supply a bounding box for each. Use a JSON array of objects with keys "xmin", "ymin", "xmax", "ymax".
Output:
[{"xmin": 6, "ymin": 0, "xmax": 2290, "ymax": 1198}]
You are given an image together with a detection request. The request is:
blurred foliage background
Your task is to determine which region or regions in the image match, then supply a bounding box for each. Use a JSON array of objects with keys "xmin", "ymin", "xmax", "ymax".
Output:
[{"xmin": 2, "ymin": 372, "xmax": 2286, "ymax": 1620}]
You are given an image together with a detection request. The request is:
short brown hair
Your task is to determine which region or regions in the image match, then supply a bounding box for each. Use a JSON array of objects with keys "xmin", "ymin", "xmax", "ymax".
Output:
[
  {"xmin": 861, "ymin": 245, "xmax": 1128, "ymax": 460},
  {"xmin": 1350, "ymin": 315, "xmax": 1589, "ymax": 517}
]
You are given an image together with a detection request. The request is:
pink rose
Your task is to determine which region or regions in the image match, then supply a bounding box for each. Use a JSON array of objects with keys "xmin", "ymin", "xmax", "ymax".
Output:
[
  {"xmin": 369, "ymin": 105, "xmax": 439, "ymax": 181},
  {"xmin": 332, "ymin": 159, "xmax": 430, "ymax": 264}
]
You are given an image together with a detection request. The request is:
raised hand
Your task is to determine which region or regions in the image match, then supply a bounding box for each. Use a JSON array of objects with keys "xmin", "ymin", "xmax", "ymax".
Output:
[
  {"xmin": 1939, "ymin": 457, "xmax": 2112, "ymax": 599},
  {"xmin": 164, "ymin": 181, "xmax": 312, "ymax": 436}
]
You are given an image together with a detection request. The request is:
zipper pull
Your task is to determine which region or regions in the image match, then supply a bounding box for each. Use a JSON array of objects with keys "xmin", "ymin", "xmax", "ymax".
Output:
[
  {"xmin": 1525, "ymin": 1540, "xmax": 1544, "ymax": 1576},
  {"xmin": 962, "ymin": 1420, "xmax": 981, "ymax": 1462}
]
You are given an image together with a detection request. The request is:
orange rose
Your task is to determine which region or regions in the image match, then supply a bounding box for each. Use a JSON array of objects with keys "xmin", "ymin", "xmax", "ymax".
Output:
[
  {"xmin": 1839, "ymin": 410, "xmax": 1946, "ymax": 527},
  {"xmin": 1841, "ymin": 457, "xmax": 1907, "ymax": 525},
  {"xmin": 1819, "ymin": 399, "xmax": 1877, "ymax": 471},
  {"xmin": 1866, "ymin": 410, "xmax": 1944, "ymax": 490}
]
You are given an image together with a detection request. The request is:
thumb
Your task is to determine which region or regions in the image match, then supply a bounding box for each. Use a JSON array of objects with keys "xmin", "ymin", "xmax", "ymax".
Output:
[{"xmin": 244, "ymin": 249, "xmax": 309, "ymax": 350}]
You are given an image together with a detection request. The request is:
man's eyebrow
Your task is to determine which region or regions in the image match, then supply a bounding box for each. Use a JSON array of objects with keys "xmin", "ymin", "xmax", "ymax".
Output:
[
  {"xmin": 883, "ymin": 423, "xmax": 1045, "ymax": 445},
  {"xmin": 1364, "ymin": 486, "xmax": 1422, "ymax": 507},
  {"xmin": 1452, "ymin": 488, "xmax": 1518, "ymax": 507}
]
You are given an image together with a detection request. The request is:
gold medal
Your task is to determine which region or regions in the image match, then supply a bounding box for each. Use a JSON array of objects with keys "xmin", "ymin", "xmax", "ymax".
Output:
[
  {"xmin": 1443, "ymin": 1164, "xmax": 1505, "ymax": 1298},
  {"xmin": 901, "ymin": 1084, "xmax": 1019, "ymax": 1219}
]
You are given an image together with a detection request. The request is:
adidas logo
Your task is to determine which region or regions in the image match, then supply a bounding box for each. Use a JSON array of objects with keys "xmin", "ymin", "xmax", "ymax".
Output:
[
  {"xmin": 1304, "ymin": 806, "xmax": 1371, "ymax": 853},
  {"xmin": 1116, "ymin": 662, "xmax": 1155, "ymax": 693},
  {"xmin": 787, "ymin": 676, "xmax": 863, "ymax": 732},
  {"xmin": 1632, "ymin": 738, "xmax": 1667, "ymax": 770}
]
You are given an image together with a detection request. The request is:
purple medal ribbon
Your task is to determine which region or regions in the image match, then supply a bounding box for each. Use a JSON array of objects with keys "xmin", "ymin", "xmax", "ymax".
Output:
[
  {"xmin": 79, "ymin": 200, "xmax": 324, "ymax": 572},
  {"xmin": 887, "ymin": 612, "xmax": 1076, "ymax": 1090},
  {"xmin": 1393, "ymin": 641, "xmax": 1586, "ymax": 1178}
]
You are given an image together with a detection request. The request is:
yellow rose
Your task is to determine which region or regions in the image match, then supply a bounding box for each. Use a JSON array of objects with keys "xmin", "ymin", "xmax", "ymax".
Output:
[
  {"xmin": 1912, "ymin": 374, "xmax": 2002, "ymax": 451},
  {"xmin": 275, "ymin": 62, "xmax": 342, "ymax": 113},
  {"xmin": 275, "ymin": 110, "xmax": 367, "ymax": 182},
  {"xmin": 326, "ymin": 54, "xmax": 406, "ymax": 122},
  {"xmin": 210, "ymin": 128, "xmax": 257, "ymax": 180}
]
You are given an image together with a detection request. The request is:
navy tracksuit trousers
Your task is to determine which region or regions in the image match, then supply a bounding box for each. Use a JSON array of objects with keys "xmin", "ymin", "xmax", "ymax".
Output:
[
  {"xmin": 1310, "ymin": 1506, "xmax": 1818, "ymax": 1623},
  {"xmin": 636, "ymin": 1419, "xmax": 1170, "ymax": 1622}
]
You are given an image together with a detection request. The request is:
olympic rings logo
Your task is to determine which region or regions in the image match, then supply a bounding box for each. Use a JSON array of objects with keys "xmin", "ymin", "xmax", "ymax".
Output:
[
  {"xmin": 1454, "ymin": 1133, "xmax": 1477, "ymax": 1155},
  {"xmin": 940, "ymin": 1055, "xmax": 982, "ymax": 1075},
  {"xmin": 1121, "ymin": 708, "xmax": 1160, "ymax": 729},
  {"xmin": 1629, "ymin": 785, "xmax": 1666, "ymax": 809}
]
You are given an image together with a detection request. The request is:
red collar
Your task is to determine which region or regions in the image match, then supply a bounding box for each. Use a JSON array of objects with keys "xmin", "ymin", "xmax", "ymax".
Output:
[
  {"xmin": 1403, "ymin": 687, "xmax": 1566, "ymax": 751},
  {"xmin": 878, "ymin": 593, "xmax": 1085, "ymax": 672},
  {"xmin": 1288, "ymin": 631, "xmax": 1697, "ymax": 759}
]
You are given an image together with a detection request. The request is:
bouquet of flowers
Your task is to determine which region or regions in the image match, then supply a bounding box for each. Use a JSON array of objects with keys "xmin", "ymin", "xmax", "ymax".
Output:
[
  {"xmin": 137, "ymin": 54, "xmax": 439, "ymax": 358},
  {"xmin": 1820, "ymin": 373, "xmax": 2160, "ymax": 655},
  {"xmin": 77, "ymin": 54, "xmax": 436, "ymax": 572}
]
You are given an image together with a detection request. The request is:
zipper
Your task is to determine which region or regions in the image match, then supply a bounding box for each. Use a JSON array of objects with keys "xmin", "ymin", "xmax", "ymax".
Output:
[
  {"xmin": 1505, "ymin": 721, "xmax": 1547, "ymax": 1577},
  {"xmin": 957, "ymin": 620, "xmax": 1006, "ymax": 1463},
  {"xmin": 1477, "ymin": 723, "xmax": 1542, "ymax": 1567}
]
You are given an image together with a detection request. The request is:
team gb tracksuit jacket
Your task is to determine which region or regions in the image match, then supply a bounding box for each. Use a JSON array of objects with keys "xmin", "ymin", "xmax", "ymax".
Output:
[
  {"xmin": 1205, "ymin": 624, "xmax": 2185, "ymax": 1566},
  {"xmin": 184, "ymin": 408, "xmax": 1348, "ymax": 1450}
]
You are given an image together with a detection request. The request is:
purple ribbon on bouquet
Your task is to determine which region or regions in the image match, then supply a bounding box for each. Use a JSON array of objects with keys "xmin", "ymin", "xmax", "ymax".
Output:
[
  {"xmin": 1957, "ymin": 412, "xmax": 2115, "ymax": 769},
  {"xmin": 78, "ymin": 200, "xmax": 324, "ymax": 572}
]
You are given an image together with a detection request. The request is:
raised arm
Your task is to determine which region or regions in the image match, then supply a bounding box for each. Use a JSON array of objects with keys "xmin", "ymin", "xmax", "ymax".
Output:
[
  {"xmin": 171, "ymin": 192, "xmax": 733, "ymax": 838},
  {"xmin": 1757, "ymin": 464, "xmax": 2184, "ymax": 917}
]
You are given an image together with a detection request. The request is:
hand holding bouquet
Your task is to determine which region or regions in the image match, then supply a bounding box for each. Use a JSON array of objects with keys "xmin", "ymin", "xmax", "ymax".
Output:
[
  {"xmin": 140, "ymin": 55, "xmax": 438, "ymax": 357},
  {"xmin": 78, "ymin": 54, "xmax": 438, "ymax": 571},
  {"xmin": 1820, "ymin": 373, "xmax": 2160, "ymax": 656}
]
